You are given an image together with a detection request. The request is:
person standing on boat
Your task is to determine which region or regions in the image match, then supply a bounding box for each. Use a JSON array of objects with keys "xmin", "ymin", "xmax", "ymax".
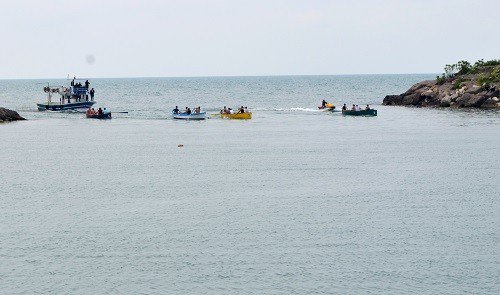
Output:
[
  {"xmin": 85, "ymin": 80, "xmax": 90, "ymax": 88},
  {"xmin": 90, "ymin": 88, "xmax": 95, "ymax": 101},
  {"xmin": 71, "ymin": 77, "xmax": 75, "ymax": 86}
]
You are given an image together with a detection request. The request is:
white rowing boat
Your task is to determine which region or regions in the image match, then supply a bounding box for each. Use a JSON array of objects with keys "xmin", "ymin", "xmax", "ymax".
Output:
[{"xmin": 172, "ymin": 112, "xmax": 206, "ymax": 120}]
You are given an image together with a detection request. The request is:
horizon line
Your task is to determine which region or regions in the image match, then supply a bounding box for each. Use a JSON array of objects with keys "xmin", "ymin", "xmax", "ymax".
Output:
[{"xmin": 0, "ymin": 72, "xmax": 438, "ymax": 80}]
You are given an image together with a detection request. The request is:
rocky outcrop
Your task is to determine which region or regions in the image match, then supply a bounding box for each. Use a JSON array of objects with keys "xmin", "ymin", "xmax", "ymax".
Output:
[
  {"xmin": 383, "ymin": 69, "xmax": 500, "ymax": 109},
  {"xmin": 0, "ymin": 107, "xmax": 26, "ymax": 122}
]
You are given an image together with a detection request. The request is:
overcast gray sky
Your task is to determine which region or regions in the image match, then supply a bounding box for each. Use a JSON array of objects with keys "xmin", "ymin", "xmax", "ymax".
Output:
[{"xmin": 1, "ymin": 0, "xmax": 498, "ymax": 78}]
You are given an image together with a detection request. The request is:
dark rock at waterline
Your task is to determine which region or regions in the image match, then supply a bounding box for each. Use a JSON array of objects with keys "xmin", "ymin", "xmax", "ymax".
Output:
[
  {"xmin": 383, "ymin": 95, "xmax": 403, "ymax": 105},
  {"xmin": 0, "ymin": 107, "xmax": 26, "ymax": 122}
]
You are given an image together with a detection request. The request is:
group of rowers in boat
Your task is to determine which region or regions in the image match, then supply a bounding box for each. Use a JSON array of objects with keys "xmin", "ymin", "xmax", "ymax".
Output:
[
  {"xmin": 342, "ymin": 104, "xmax": 371, "ymax": 111},
  {"xmin": 321, "ymin": 100, "xmax": 372, "ymax": 111},
  {"xmin": 220, "ymin": 106, "xmax": 248, "ymax": 114},
  {"xmin": 86, "ymin": 107, "xmax": 110, "ymax": 116},
  {"xmin": 172, "ymin": 106, "xmax": 202, "ymax": 115}
]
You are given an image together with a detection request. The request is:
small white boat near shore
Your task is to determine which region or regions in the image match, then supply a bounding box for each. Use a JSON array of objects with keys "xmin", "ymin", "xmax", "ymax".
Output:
[{"xmin": 172, "ymin": 111, "xmax": 206, "ymax": 120}]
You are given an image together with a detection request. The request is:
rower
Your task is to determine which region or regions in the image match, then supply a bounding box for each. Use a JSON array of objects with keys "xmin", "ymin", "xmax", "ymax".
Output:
[
  {"xmin": 187, "ymin": 108, "xmax": 192, "ymax": 115},
  {"xmin": 173, "ymin": 106, "xmax": 179, "ymax": 114},
  {"xmin": 342, "ymin": 104, "xmax": 347, "ymax": 111},
  {"xmin": 98, "ymin": 108, "xmax": 103, "ymax": 115},
  {"xmin": 366, "ymin": 104, "xmax": 371, "ymax": 110},
  {"xmin": 322, "ymin": 100, "xmax": 327, "ymax": 107}
]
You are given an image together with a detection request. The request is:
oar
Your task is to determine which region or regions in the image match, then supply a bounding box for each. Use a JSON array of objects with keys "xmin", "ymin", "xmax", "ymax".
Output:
[{"xmin": 114, "ymin": 111, "xmax": 129, "ymax": 114}]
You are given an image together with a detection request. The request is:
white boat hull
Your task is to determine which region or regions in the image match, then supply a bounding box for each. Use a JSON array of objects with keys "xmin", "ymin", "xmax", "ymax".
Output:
[{"xmin": 172, "ymin": 112, "xmax": 206, "ymax": 120}]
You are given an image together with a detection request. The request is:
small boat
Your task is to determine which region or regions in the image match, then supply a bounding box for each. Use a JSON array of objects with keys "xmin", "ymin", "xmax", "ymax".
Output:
[
  {"xmin": 318, "ymin": 103, "xmax": 335, "ymax": 110},
  {"xmin": 86, "ymin": 112, "xmax": 112, "ymax": 119},
  {"xmin": 220, "ymin": 112, "xmax": 252, "ymax": 120},
  {"xmin": 342, "ymin": 109, "xmax": 377, "ymax": 116},
  {"xmin": 318, "ymin": 103, "xmax": 336, "ymax": 111},
  {"xmin": 172, "ymin": 112, "xmax": 206, "ymax": 120},
  {"xmin": 37, "ymin": 79, "xmax": 96, "ymax": 111}
]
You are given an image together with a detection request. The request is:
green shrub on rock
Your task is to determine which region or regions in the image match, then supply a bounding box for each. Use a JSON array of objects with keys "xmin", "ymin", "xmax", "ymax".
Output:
[
  {"xmin": 436, "ymin": 74, "xmax": 446, "ymax": 85},
  {"xmin": 452, "ymin": 78, "xmax": 463, "ymax": 90}
]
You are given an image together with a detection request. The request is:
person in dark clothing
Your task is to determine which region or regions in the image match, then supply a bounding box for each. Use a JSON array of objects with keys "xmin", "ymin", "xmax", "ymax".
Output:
[
  {"xmin": 322, "ymin": 100, "xmax": 327, "ymax": 107},
  {"xmin": 342, "ymin": 104, "xmax": 347, "ymax": 111},
  {"xmin": 173, "ymin": 106, "xmax": 179, "ymax": 114},
  {"xmin": 98, "ymin": 108, "xmax": 103, "ymax": 115},
  {"xmin": 71, "ymin": 77, "xmax": 75, "ymax": 86},
  {"xmin": 85, "ymin": 80, "xmax": 90, "ymax": 88},
  {"xmin": 90, "ymin": 88, "xmax": 95, "ymax": 101},
  {"xmin": 186, "ymin": 108, "xmax": 192, "ymax": 115}
]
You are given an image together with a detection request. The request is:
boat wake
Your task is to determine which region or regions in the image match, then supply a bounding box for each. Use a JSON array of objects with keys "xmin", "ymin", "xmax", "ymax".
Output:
[
  {"xmin": 288, "ymin": 107, "xmax": 322, "ymax": 112},
  {"xmin": 247, "ymin": 107, "xmax": 322, "ymax": 112}
]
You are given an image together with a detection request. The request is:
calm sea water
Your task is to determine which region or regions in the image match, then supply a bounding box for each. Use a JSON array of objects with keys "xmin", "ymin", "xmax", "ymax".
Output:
[{"xmin": 1, "ymin": 75, "xmax": 499, "ymax": 294}]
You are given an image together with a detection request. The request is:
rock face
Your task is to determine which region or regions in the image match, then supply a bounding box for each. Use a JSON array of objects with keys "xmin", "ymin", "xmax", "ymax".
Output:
[
  {"xmin": 0, "ymin": 107, "xmax": 26, "ymax": 122},
  {"xmin": 383, "ymin": 75, "xmax": 500, "ymax": 109}
]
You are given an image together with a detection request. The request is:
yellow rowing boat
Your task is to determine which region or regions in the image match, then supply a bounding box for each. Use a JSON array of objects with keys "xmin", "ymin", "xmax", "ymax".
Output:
[{"xmin": 220, "ymin": 112, "xmax": 252, "ymax": 119}]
